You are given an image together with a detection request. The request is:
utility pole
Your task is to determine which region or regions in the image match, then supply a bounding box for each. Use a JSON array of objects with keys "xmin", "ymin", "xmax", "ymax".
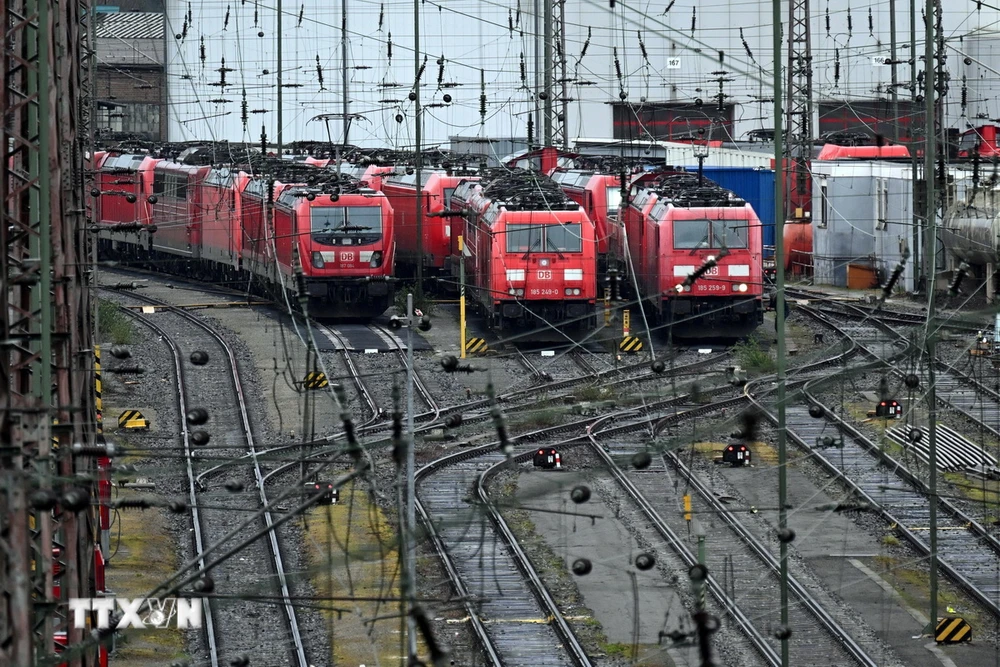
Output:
[
  {"xmin": 341, "ymin": 0, "xmax": 349, "ymax": 148},
  {"xmin": 276, "ymin": 0, "xmax": 283, "ymax": 156},
  {"xmin": 533, "ymin": 0, "xmax": 541, "ymax": 146},
  {"xmin": 404, "ymin": 293, "xmax": 418, "ymax": 662},
  {"xmin": 772, "ymin": 1, "xmax": 790, "ymax": 666},
  {"xmin": 923, "ymin": 0, "xmax": 940, "ymax": 635},
  {"xmin": 911, "ymin": 0, "xmax": 922, "ymax": 284},
  {"xmin": 414, "ymin": 0, "xmax": 424, "ymax": 297},
  {"xmin": 542, "ymin": 0, "xmax": 553, "ymax": 145},
  {"xmin": 889, "ymin": 0, "xmax": 899, "ymax": 143}
]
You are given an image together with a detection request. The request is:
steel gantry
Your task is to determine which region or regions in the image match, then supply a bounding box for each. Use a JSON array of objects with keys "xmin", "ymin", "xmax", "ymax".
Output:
[
  {"xmin": 1, "ymin": 0, "xmax": 98, "ymax": 662},
  {"xmin": 785, "ymin": 0, "xmax": 813, "ymax": 218}
]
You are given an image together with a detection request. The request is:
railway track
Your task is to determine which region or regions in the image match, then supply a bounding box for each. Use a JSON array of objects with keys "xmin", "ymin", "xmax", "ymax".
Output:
[
  {"xmin": 790, "ymin": 302, "xmax": 1000, "ymax": 617},
  {"xmin": 104, "ymin": 289, "xmax": 310, "ymax": 666}
]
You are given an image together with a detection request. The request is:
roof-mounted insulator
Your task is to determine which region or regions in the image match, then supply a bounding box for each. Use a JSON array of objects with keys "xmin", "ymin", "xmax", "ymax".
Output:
[
  {"xmin": 378, "ymin": 3, "xmax": 384, "ymax": 31},
  {"xmin": 879, "ymin": 249, "xmax": 909, "ymax": 301},
  {"xmin": 527, "ymin": 115, "xmax": 534, "ymax": 145},
  {"xmin": 949, "ymin": 261, "xmax": 969, "ymax": 296},
  {"xmin": 224, "ymin": 5, "xmax": 230, "ymax": 30},
  {"xmin": 260, "ymin": 126, "xmax": 267, "ymax": 157}
]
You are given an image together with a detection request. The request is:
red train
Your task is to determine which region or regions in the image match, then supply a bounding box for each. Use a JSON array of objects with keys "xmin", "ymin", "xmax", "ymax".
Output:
[
  {"xmin": 380, "ymin": 169, "xmax": 479, "ymax": 283},
  {"xmin": 625, "ymin": 173, "xmax": 764, "ymax": 336},
  {"xmin": 451, "ymin": 170, "xmax": 597, "ymax": 334},
  {"xmin": 94, "ymin": 150, "xmax": 396, "ymax": 318},
  {"xmin": 550, "ymin": 169, "xmax": 623, "ymax": 276}
]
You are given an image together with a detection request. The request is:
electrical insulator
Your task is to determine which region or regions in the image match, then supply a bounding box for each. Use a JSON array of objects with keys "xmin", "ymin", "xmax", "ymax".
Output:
[
  {"xmin": 387, "ymin": 33, "xmax": 392, "ymax": 63},
  {"xmin": 378, "ymin": 3, "xmax": 384, "ymax": 31},
  {"xmin": 690, "ymin": 6, "xmax": 696, "ymax": 34},
  {"xmin": 224, "ymin": 6, "xmax": 230, "ymax": 30},
  {"xmin": 297, "ymin": 4, "xmax": 304, "ymax": 26}
]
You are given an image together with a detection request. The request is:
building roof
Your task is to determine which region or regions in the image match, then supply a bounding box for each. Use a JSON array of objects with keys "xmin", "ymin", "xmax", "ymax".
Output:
[{"xmin": 96, "ymin": 11, "xmax": 164, "ymax": 40}]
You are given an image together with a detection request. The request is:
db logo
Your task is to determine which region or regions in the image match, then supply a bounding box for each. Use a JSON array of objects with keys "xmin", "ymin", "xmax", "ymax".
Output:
[{"xmin": 340, "ymin": 251, "xmax": 355, "ymax": 262}]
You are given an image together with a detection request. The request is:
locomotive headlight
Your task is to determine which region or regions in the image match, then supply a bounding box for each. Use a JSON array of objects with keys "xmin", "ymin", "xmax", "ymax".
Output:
[
  {"xmin": 311, "ymin": 251, "xmax": 325, "ymax": 268},
  {"xmin": 565, "ymin": 288, "xmax": 573, "ymax": 296},
  {"xmin": 369, "ymin": 251, "xmax": 383, "ymax": 268},
  {"xmin": 516, "ymin": 288, "xmax": 524, "ymax": 296},
  {"xmin": 738, "ymin": 283, "xmax": 748, "ymax": 292},
  {"xmin": 675, "ymin": 284, "xmax": 685, "ymax": 293},
  {"xmin": 573, "ymin": 288, "xmax": 581, "ymax": 296}
]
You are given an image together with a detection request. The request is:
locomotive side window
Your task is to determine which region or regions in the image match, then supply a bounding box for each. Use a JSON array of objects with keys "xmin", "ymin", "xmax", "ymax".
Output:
[
  {"xmin": 443, "ymin": 187, "xmax": 455, "ymax": 210},
  {"xmin": 153, "ymin": 172, "xmax": 166, "ymax": 195},
  {"xmin": 606, "ymin": 187, "xmax": 622, "ymax": 215},
  {"xmin": 674, "ymin": 219, "xmax": 711, "ymax": 249},
  {"xmin": 311, "ymin": 207, "xmax": 383, "ymax": 246},
  {"xmin": 545, "ymin": 223, "xmax": 583, "ymax": 252}
]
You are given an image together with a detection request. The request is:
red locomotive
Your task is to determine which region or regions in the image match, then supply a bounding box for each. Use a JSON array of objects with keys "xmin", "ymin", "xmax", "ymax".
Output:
[
  {"xmin": 551, "ymin": 170, "xmax": 623, "ymax": 273},
  {"xmin": 380, "ymin": 170, "xmax": 478, "ymax": 282},
  {"xmin": 625, "ymin": 173, "xmax": 763, "ymax": 336},
  {"xmin": 451, "ymin": 170, "xmax": 597, "ymax": 334},
  {"xmin": 93, "ymin": 149, "xmax": 396, "ymax": 319}
]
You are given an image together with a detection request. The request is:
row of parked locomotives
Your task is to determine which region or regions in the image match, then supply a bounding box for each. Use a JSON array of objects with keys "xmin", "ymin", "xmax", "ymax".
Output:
[
  {"xmin": 624, "ymin": 173, "xmax": 765, "ymax": 336},
  {"xmin": 450, "ymin": 170, "xmax": 599, "ymax": 333},
  {"xmin": 92, "ymin": 149, "xmax": 396, "ymax": 318}
]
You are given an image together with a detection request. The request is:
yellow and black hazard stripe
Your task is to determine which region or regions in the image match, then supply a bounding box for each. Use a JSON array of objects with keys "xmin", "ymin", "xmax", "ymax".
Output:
[
  {"xmin": 118, "ymin": 410, "xmax": 149, "ymax": 430},
  {"xmin": 935, "ymin": 617, "xmax": 972, "ymax": 644},
  {"xmin": 619, "ymin": 336, "xmax": 643, "ymax": 353},
  {"xmin": 303, "ymin": 371, "xmax": 328, "ymax": 390},
  {"xmin": 465, "ymin": 338, "xmax": 488, "ymax": 354},
  {"xmin": 95, "ymin": 345, "xmax": 103, "ymax": 434}
]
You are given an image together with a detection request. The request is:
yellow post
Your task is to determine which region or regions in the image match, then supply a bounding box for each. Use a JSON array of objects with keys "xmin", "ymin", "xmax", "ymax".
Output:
[
  {"xmin": 459, "ymin": 235, "xmax": 466, "ymax": 358},
  {"xmin": 683, "ymin": 494, "xmax": 692, "ymax": 521},
  {"xmin": 623, "ymin": 308, "xmax": 631, "ymax": 337}
]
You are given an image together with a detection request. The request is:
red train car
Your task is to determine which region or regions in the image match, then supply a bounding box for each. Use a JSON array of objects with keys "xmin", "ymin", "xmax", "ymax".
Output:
[
  {"xmin": 199, "ymin": 167, "xmax": 247, "ymax": 284},
  {"xmin": 452, "ymin": 170, "xmax": 597, "ymax": 334},
  {"xmin": 94, "ymin": 152, "xmax": 158, "ymax": 263},
  {"xmin": 240, "ymin": 166, "xmax": 396, "ymax": 318},
  {"xmin": 626, "ymin": 173, "xmax": 763, "ymax": 336},
  {"xmin": 148, "ymin": 158, "xmax": 211, "ymax": 270},
  {"xmin": 381, "ymin": 170, "xmax": 477, "ymax": 281}
]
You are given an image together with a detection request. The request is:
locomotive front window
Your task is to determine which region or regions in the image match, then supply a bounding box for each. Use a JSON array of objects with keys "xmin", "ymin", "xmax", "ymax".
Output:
[
  {"xmin": 715, "ymin": 218, "xmax": 748, "ymax": 248},
  {"xmin": 606, "ymin": 187, "xmax": 622, "ymax": 215},
  {"xmin": 674, "ymin": 219, "xmax": 711, "ymax": 249},
  {"xmin": 506, "ymin": 224, "xmax": 542, "ymax": 253},
  {"xmin": 311, "ymin": 206, "xmax": 383, "ymax": 246},
  {"xmin": 545, "ymin": 223, "xmax": 583, "ymax": 252}
]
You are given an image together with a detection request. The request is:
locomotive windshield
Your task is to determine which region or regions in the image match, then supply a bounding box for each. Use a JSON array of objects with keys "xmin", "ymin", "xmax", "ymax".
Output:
[
  {"xmin": 674, "ymin": 219, "xmax": 747, "ymax": 249},
  {"xmin": 506, "ymin": 223, "xmax": 582, "ymax": 253},
  {"xmin": 311, "ymin": 206, "xmax": 382, "ymax": 246}
]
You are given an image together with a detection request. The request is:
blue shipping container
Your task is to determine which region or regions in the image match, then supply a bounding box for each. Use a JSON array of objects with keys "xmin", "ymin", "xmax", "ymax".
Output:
[{"xmin": 687, "ymin": 166, "xmax": 776, "ymax": 257}]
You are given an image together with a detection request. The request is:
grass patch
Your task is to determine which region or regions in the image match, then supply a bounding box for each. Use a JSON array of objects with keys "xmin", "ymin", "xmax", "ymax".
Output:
[
  {"xmin": 511, "ymin": 407, "xmax": 564, "ymax": 430},
  {"xmin": 575, "ymin": 385, "xmax": 611, "ymax": 402},
  {"xmin": 601, "ymin": 642, "xmax": 635, "ymax": 658},
  {"xmin": 882, "ymin": 535, "xmax": 900, "ymax": 547},
  {"xmin": 98, "ymin": 298, "xmax": 135, "ymax": 345},
  {"xmin": 733, "ymin": 335, "xmax": 776, "ymax": 373},
  {"xmin": 104, "ymin": 488, "xmax": 187, "ymax": 665},
  {"xmin": 304, "ymin": 481, "xmax": 421, "ymax": 665},
  {"xmin": 877, "ymin": 557, "xmax": 980, "ymax": 626}
]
